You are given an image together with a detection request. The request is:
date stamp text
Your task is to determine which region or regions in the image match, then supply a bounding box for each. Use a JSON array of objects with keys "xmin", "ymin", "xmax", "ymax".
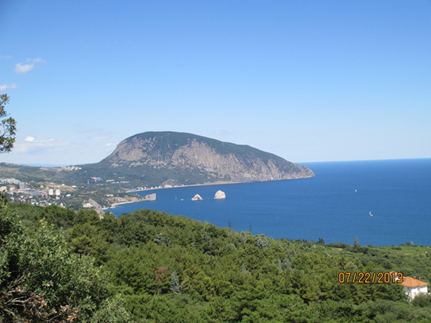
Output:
[{"xmin": 338, "ymin": 272, "xmax": 403, "ymax": 284}]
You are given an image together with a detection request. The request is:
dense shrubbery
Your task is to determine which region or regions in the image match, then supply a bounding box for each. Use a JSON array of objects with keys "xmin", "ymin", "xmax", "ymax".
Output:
[
  {"xmin": 2, "ymin": 201, "xmax": 431, "ymax": 322},
  {"xmin": 0, "ymin": 198, "xmax": 130, "ymax": 322}
]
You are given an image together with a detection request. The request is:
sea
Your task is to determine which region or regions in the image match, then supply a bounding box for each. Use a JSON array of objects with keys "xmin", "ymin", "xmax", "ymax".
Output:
[{"xmin": 107, "ymin": 159, "xmax": 431, "ymax": 246}]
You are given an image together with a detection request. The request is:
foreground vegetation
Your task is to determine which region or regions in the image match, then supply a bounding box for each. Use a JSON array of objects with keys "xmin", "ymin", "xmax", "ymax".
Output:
[{"xmin": 2, "ymin": 200, "xmax": 431, "ymax": 322}]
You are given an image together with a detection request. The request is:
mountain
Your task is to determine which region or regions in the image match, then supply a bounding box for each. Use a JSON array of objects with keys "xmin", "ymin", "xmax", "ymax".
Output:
[{"xmin": 80, "ymin": 131, "xmax": 314, "ymax": 187}]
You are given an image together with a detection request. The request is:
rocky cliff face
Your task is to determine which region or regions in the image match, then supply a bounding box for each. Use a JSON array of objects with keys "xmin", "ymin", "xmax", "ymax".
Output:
[{"xmin": 96, "ymin": 131, "xmax": 314, "ymax": 186}]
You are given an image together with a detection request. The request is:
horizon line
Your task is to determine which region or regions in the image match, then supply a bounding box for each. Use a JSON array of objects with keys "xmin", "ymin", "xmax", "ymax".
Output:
[{"xmin": 5, "ymin": 157, "xmax": 430, "ymax": 168}]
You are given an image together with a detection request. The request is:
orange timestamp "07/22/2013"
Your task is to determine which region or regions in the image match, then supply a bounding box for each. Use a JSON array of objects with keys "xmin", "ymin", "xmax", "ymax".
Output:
[{"xmin": 338, "ymin": 272, "xmax": 403, "ymax": 284}]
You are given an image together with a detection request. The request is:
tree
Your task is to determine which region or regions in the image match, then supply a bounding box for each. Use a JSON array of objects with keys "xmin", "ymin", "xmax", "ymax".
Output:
[
  {"xmin": 0, "ymin": 94, "xmax": 17, "ymax": 153},
  {"xmin": 354, "ymin": 235, "xmax": 359, "ymax": 247},
  {"xmin": 0, "ymin": 199, "xmax": 129, "ymax": 322}
]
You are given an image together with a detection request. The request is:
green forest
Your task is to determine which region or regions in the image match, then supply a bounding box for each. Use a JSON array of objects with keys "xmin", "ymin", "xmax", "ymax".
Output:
[{"xmin": 2, "ymin": 199, "xmax": 431, "ymax": 322}]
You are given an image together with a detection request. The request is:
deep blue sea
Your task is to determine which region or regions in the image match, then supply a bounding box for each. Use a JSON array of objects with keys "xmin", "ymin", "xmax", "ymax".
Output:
[{"xmin": 107, "ymin": 159, "xmax": 431, "ymax": 246}]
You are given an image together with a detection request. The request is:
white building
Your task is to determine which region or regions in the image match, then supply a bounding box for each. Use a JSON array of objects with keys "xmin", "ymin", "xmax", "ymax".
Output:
[
  {"xmin": 401, "ymin": 276, "xmax": 429, "ymax": 299},
  {"xmin": 5, "ymin": 179, "xmax": 20, "ymax": 185}
]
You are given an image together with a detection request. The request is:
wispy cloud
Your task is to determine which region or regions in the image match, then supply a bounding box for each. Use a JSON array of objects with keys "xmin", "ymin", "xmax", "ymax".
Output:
[
  {"xmin": 76, "ymin": 128, "xmax": 114, "ymax": 140},
  {"xmin": 14, "ymin": 136, "xmax": 69, "ymax": 154},
  {"xmin": 15, "ymin": 63, "xmax": 34, "ymax": 73},
  {"xmin": 0, "ymin": 83, "xmax": 18, "ymax": 91},
  {"xmin": 0, "ymin": 55, "xmax": 12, "ymax": 59},
  {"xmin": 14, "ymin": 58, "xmax": 46, "ymax": 74},
  {"xmin": 24, "ymin": 136, "xmax": 55, "ymax": 143},
  {"xmin": 211, "ymin": 129, "xmax": 233, "ymax": 136},
  {"xmin": 104, "ymin": 142, "xmax": 115, "ymax": 152}
]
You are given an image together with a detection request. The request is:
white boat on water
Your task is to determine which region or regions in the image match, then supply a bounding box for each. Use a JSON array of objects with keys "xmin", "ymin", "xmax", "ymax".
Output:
[{"xmin": 369, "ymin": 211, "xmax": 374, "ymax": 217}]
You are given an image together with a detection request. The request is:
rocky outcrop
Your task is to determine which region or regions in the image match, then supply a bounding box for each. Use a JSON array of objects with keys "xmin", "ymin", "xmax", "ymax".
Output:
[
  {"xmin": 214, "ymin": 190, "xmax": 226, "ymax": 200},
  {"xmin": 108, "ymin": 193, "xmax": 156, "ymax": 209},
  {"xmin": 191, "ymin": 194, "xmax": 203, "ymax": 201},
  {"xmin": 83, "ymin": 198, "xmax": 104, "ymax": 215},
  {"xmin": 142, "ymin": 193, "xmax": 156, "ymax": 201}
]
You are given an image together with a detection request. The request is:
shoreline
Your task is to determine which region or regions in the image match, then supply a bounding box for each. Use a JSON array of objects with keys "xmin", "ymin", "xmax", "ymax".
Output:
[
  {"xmin": 103, "ymin": 200, "xmax": 152, "ymax": 210},
  {"xmin": 105, "ymin": 181, "xmax": 238, "ymax": 210},
  {"xmin": 99, "ymin": 159, "xmax": 431, "ymax": 246},
  {"xmin": 109, "ymin": 177, "xmax": 313, "ymax": 210},
  {"xmin": 126, "ymin": 180, "xmax": 239, "ymax": 194},
  {"xmin": 125, "ymin": 175, "xmax": 314, "ymax": 195},
  {"xmin": 105, "ymin": 181, "xmax": 241, "ymax": 210},
  {"xmin": 113, "ymin": 177, "xmax": 314, "ymax": 210}
]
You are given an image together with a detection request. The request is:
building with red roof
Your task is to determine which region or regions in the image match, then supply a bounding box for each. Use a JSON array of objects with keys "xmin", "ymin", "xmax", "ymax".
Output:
[{"xmin": 401, "ymin": 276, "xmax": 428, "ymax": 300}]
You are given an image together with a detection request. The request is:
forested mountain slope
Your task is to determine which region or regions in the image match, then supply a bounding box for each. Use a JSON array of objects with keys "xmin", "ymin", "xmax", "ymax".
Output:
[
  {"xmin": 3, "ymin": 202, "xmax": 431, "ymax": 322},
  {"xmin": 79, "ymin": 131, "xmax": 314, "ymax": 187}
]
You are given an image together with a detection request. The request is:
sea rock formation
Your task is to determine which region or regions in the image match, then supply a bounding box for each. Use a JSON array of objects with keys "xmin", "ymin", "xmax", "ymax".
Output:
[
  {"xmin": 214, "ymin": 190, "xmax": 226, "ymax": 200},
  {"xmin": 191, "ymin": 194, "xmax": 203, "ymax": 201}
]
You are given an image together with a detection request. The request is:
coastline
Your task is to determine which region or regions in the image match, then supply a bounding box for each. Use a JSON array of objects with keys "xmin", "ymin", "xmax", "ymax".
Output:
[
  {"xmin": 105, "ymin": 159, "xmax": 431, "ymax": 246},
  {"xmin": 126, "ymin": 180, "xmax": 238, "ymax": 194},
  {"xmin": 110, "ymin": 176, "xmax": 313, "ymax": 210},
  {"xmin": 125, "ymin": 174, "xmax": 314, "ymax": 195},
  {"xmin": 104, "ymin": 180, "xmax": 244, "ymax": 210},
  {"xmin": 116, "ymin": 177, "xmax": 314, "ymax": 210},
  {"xmin": 103, "ymin": 200, "xmax": 152, "ymax": 210},
  {"xmin": 105, "ymin": 181, "xmax": 238, "ymax": 210}
]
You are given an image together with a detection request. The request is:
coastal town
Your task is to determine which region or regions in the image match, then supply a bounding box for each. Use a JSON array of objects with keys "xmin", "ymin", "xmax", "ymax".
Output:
[
  {"xmin": 0, "ymin": 175, "xmax": 156, "ymax": 213},
  {"xmin": 0, "ymin": 177, "xmax": 69, "ymax": 207}
]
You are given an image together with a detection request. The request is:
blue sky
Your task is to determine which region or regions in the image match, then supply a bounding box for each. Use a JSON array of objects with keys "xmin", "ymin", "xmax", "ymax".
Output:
[{"xmin": 0, "ymin": 0, "xmax": 430, "ymax": 165}]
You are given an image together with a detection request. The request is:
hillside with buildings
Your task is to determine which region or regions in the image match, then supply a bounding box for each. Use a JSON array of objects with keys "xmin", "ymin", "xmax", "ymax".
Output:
[{"xmin": 0, "ymin": 164, "xmax": 149, "ymax": 213}]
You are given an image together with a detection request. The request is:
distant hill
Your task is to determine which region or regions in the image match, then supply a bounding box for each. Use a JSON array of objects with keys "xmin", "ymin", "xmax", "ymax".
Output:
[{"xmin": 78, "ymin": 131, "xmax": 314, "ymax": 187}]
